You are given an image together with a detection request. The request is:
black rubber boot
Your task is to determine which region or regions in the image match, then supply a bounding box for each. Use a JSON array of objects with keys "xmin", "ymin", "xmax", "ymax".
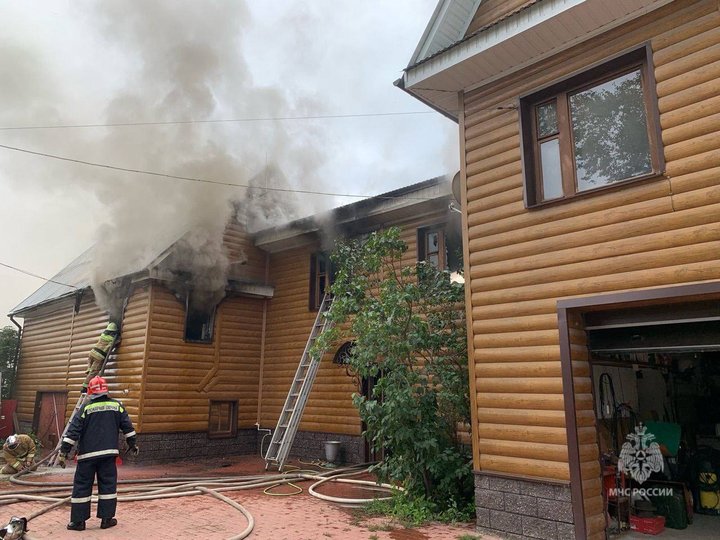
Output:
[
  {"xmin": 67, "ymin": 521, "xmax": 85, "ymax": 531},
  {"xmin": 100, "ymin": 518, "xmax": 117, "ymax": 529}
]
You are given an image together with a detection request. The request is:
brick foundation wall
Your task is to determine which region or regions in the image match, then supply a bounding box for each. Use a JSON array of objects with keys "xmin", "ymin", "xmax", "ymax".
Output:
[
  {"xmin": 287, "ymin": 431, "xmax": 364, "ymax": 464},
  {"xmin": 129, "ymin": 429, "xmax": 364, "ymax": 465},
  {"xmin": 474, "ymin": 473, "xmax": 576, "ymax": 540},
  {"xmin": 134, "ymin": 429, "xmax": 258, "ymax": 463}
]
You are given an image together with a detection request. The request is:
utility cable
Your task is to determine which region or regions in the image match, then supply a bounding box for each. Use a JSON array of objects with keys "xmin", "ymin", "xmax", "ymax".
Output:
[
  {"xmin": 0, "ymin": 111, "xmax": 436, "ymax": 131},
  {"xmin": 0, "ymin": 143, "xmax": 432, "ymax": 201},
  {"xmin": 0, "ymin": 261, "xmax": 77, "ymax": 289}
]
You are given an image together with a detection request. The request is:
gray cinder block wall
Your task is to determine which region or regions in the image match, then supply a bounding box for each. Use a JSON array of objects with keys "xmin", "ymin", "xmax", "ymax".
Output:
[{"xmin": 474, "ymin": 473, "xmax": 575, "ymax": 540}]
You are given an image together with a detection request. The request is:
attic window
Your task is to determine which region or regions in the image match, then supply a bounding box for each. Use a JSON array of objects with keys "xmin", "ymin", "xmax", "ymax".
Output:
[{"xmin": 185, "ymin": 292, "xmax": 216, "ymax": 343}]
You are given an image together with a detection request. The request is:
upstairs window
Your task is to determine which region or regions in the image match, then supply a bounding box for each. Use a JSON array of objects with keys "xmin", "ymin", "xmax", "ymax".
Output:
[
  {"xmin": 184, "ymin": 291, "xmax": 216, "ymax": 343},
  {"xmin": 309, "ymin": 252, "xmax": 334, "ymax": 311},
  {"xmin": 417, "ymin": 224, "xmax": 462, "ymax": 272},
  {"xmin": 520, "ymin": 46, "xmax": 663, "ymax": 207}
]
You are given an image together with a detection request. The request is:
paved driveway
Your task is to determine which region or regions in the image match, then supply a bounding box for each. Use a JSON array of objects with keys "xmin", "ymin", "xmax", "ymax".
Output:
[{"xmin": 1, "ymin": 456, "xmax": 490, "ymax": 540}]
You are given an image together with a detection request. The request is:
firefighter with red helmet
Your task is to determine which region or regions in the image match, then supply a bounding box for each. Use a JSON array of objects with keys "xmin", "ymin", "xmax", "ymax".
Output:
[
  {"xmin": 1, "ymin": 434, "xmax": 36, "ymax": 475},
  {"xmin": 58, "ymin": 376, "xmax": 138, "ymax": 531}
]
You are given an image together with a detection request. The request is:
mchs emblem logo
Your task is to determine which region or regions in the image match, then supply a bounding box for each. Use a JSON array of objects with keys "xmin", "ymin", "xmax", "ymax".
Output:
[{"xmin": 618, "ymin": 423, "xmax": 663, "ymax": 484}]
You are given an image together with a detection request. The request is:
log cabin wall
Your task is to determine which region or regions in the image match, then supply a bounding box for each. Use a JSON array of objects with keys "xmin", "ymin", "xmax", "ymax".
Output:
[
  {"xmin": 260, "ymin": 211, "xmax": 451, "ymax": 460},
  {"xmin": 465, "ymin": 0, "xmax": 538, "ymax": 35},
  {"xmin": 13, "ymin": 286, "xmax": 149, "ymax": 437},
  {"xmin": 461, "ymin": 0, "xmax": 720, "ymax": 537},
  {"xmin": 139, "ymin": 284, "xmax": 264, "ymax": 432}
]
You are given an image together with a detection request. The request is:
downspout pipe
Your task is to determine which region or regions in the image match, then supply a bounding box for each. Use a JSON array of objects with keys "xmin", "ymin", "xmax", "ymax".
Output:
[{"xmin": 8, "ymin": 314, "xmax": 22, "ymax": 399}]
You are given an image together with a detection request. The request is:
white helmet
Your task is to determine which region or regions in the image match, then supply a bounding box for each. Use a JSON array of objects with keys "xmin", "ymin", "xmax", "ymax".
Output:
[{"xmin": 6, "ymin": 435, "xmax": 19, "ymax": 449}]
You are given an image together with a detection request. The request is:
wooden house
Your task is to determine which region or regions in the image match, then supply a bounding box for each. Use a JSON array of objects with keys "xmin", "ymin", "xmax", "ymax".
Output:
[
  {"xmin": 8, "ymin": 176, "xmax": 461, "ymax": 465},
  {"xmin": 400, "ymin": 0, "xmax": 720, "ymax": 538}
]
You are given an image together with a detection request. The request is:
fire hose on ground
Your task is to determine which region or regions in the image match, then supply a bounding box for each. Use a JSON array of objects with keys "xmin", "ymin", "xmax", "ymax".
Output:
[{"xmin": 1, "ymin": 462, "xmax": 398, "ymax": 540}]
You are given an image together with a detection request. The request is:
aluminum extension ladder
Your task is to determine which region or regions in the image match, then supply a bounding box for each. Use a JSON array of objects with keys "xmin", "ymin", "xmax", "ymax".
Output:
[
  {"xmin": 264, "ymin": 294, "xmax": 334, "ymax": 471},
  {"xmin": 47, "ymin": 334, "xmax": 121, "ymax": 466}
]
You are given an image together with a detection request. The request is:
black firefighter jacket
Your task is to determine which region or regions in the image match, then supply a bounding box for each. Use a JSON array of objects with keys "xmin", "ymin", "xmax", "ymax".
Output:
[{"xmin": 61, "ymin": 395, "xmax": 136, "ymax": 461}]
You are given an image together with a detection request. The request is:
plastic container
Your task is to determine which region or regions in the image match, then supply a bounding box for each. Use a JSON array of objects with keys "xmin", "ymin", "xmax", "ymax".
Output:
[{"xmin": 630, "ymin": 515, "xmax": 665, "ymax": 535}]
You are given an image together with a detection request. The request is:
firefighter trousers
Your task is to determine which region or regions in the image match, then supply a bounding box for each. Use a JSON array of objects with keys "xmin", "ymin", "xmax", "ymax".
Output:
[{"xmin": 70, "ymin": 456, "xmax": 118, "ymax": 522}]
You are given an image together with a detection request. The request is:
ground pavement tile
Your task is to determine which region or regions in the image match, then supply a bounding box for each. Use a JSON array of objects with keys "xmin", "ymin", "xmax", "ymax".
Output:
[{"xmin": 1, "ymin": 456, "xmax": 497, "ymax": 540}]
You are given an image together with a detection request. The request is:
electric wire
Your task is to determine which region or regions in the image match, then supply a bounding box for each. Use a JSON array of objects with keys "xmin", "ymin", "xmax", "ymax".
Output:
[
  {"xmin": 0, "ymin": 261, "xmax": 77, "ymax": 289},
  {"xmin": 0, "ymin": 111, "xmax": 436, "ymax": 131},
  {"xmin": 0, "ymin": 143, "xmax": 432, "ymax": 201}
]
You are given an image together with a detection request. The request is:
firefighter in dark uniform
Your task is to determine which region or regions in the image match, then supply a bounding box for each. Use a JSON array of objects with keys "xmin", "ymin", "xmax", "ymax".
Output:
[{"xmin": 58, "ymin": 376, "xmax": 139, "ymax": 531}]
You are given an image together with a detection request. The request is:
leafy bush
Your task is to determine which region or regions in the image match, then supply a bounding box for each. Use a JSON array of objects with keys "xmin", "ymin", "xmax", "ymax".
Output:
[{"xmin": 314, "ymin": 227, "xmax": 472, "ymax": 512}]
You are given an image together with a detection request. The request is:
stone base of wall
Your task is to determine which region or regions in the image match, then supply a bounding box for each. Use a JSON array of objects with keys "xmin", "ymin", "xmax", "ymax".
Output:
[
  {"xmin": 288, "ymin": 431, "xmax": 364, "ymax": 464},
  {"xmin": 474, "ymin": 472, "xmax": 575, "ymax": 540},
  {"xmin": 129, "ymin": 429, "xmax": 364, "ymax": 465},
  {"xmin": 135, "ymin": 430, "xmax": 258, "ymax": 463}
]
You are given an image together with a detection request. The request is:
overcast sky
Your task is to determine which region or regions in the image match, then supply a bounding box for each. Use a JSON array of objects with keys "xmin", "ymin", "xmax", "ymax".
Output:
[{"xmin": 0, "ymin": 0, "xmax": 458, "ymax": 321}]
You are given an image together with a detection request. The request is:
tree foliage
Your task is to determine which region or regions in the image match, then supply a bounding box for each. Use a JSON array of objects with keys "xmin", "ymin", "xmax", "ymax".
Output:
[
  {"xmin": 1, "ymin": 325, "xmax": 19, "ymax": 399},
  {"xmin": 313, "ymin": 227, "xmax": 472, "ymax": 511}
]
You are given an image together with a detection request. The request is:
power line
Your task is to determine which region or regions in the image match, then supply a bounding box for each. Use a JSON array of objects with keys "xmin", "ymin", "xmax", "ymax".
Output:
[
  {"xmin": 0, "ymin": 143, "xmax": 430, "ymax": 201},
  {"xmin": 0, "ymin": 111, "xmax": 436, "ymax": 131},
  {"xmin": 0, "ymin": 261, "xmax": 77, "ymax": 289}
]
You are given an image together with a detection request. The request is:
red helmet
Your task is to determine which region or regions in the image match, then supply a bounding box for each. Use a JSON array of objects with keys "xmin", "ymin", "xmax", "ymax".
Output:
[{"xmin": 88, "ymin": 376, "xmax": 108, "ymax": 395}]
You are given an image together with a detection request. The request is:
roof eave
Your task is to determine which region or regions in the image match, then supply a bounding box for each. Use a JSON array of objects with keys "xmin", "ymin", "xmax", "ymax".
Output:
[{"xmin": 402, "ymin": 0, "xmax": 674, "ymax": 116}]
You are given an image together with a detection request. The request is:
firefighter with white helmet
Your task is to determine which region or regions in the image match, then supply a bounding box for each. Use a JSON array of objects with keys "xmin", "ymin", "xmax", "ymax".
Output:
[
  {"xmin": 1, "ymin": 434, "xmax": 36, "ymax": 475},
  {"xmin": 58, "ymin": 376, "xmax": 138, "ymax": 531},
  {"xmin": 81, "ymin": 322, "xmax": 119, "ymax": 394}
]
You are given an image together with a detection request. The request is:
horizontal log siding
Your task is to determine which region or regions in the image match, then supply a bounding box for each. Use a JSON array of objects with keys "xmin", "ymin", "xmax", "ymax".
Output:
[
  {"xmin": 14, "ymin": 299, "xmax": 75, "ymax": 425},
  {"xmin": 141, "ymin": 283, "xmax": 263, "ymax": 433},
  {"xmin": 14, "ymin": 287, "xmax": 149, "ymax": 428},
  {"xmin": 462, "ymin": 1, "xmax": 719, "ymax": 536},
  {"xmin": 261, "ymin": 245, "xmax": 359, "ymax": 435},
  {"xmin": 261, "ymin": 214, "xmax": 448, "ymax": 435},
  {"xmin": 223, "ymin": 221, "xmax": 268, "ymax": 283},
  {"xmin": 465, "ymin": 0, "xmax": 537, "ymax": 36}
]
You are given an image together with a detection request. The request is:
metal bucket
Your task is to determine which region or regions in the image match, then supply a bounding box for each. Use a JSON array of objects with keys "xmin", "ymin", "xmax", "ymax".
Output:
[{"xmin": 324, "ymin": 441, "xmax": 341, "ymax": 464}]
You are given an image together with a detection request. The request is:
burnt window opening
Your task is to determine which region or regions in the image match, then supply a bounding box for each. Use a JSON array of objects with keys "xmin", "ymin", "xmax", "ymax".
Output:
[
  {"xmin": 309, "ymin": 252, "xmax": 335, "ymax": 311},
  {"xmin": 334, "ymin": 341, "xmax": 356, "ymax": 365},
  {"xmin": 417, "ymin": 225, "xmax": 462, "ymax": 272},
  {"xmin": 208, "ymin": 400, "xmax": 237, "ymax": 439},
  {"xmin": 184, "ymin": 292, "xmax": 216, "ymax": 343}
]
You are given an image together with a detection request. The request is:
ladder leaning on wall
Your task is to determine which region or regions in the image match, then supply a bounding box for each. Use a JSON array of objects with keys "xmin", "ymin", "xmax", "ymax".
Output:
[{"xmin": 264, "ymin": 294, "xmax": 334, "ymax": 471}]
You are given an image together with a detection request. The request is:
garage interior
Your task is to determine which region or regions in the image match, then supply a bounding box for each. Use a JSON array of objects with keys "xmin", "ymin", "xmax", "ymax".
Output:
[{"xmin": 587, "ymin": 300, "xmax": 720, "ymax": 538}]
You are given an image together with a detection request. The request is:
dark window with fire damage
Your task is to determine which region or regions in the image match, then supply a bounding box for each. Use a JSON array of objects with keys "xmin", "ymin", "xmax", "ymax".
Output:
[
  {"xmin": 184, "ymin": 291, "xmax": 216, "ymax": 343},
  {"xmin": 309, "ymin": 252, "xmax": 335, "ymax": 311}
]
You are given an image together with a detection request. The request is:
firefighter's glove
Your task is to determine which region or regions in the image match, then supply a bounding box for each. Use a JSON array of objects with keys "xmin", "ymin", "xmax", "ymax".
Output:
[
  {"xmin": 128, "ymin": 445, "xmax": 139, "ymax": 457},
  {"xmin": 57, "ymin": 453, "xmax": 67, "ymax": 469},
  {"xmin": 80, "ymin": 386, "xmax": 87, "ymax": 395}
]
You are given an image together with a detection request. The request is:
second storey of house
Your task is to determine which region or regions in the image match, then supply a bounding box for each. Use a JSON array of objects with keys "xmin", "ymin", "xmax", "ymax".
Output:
[{"xmin": 401, "ymin": 0, "xmax": 720, "ymax": 482}]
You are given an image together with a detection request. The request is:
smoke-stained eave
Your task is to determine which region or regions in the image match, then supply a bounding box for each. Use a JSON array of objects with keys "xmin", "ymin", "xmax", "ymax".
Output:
[{"xmin": 252, "ymin": 174, "xmax": 454, "ymax": 253}]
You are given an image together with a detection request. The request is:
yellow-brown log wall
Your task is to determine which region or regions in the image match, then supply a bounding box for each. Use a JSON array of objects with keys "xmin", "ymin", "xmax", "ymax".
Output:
[
  {"xmin": 14, "ymin": 286, "xmax": 149, "ymax": 429},
  {"xmin": 465, "ymin": 0, "xmax": 537, "ymax": 35},
  {"xmin": 223, "ymin": 221, "xmax": 268, "ymax": 283},
  {"xmin": 461, "ymin": 1, "xmax": 720, "ymax": 537},
  {"xmin": 260, "ymin": 213, "xmax": 448, "ymax": 435},
  {"xmin": 140, "ymin": 283, "xmax": 264, "ymax": 433}
]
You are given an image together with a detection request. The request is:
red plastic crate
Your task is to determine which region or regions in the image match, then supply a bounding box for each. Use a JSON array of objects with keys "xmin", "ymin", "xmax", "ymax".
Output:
[{"xmin": 630, "ymin": 515, "xmax": 665, "ymax": 535}]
